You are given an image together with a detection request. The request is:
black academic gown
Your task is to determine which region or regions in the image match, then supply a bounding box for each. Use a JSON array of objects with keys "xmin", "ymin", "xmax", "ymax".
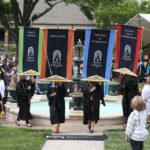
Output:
[
  {"xmin": 82, "ymin": 83, "xmax": 91, "ymax": 125},
  {"xmin": 82, "ymin": 83, "xmax": 104, "ymax": 124},
  {"xmin": 47, "ymin": 84, "xmax": 67, "ymax": 125},
  {"xmin": 121, "ymin": 76, "xmax": 139, "ymax": 118},
  {"xmin": 16, "ymin": 79, "xmax": 33, "ymax": 121}
]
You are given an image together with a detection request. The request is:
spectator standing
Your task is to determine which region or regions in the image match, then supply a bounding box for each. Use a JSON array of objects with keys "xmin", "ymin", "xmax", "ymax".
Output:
[
  {"xmin": 146, "ymin": 59, "xmax": 150, "ymax": 76},
  {"xmin": 0, "ymin": 70, "xmax": 6, "ymax": 114},
  {"xmin": 141, "ymin": 75, "xmax": 150, "ymax": 121},
  {"xmin": 137, "ymin": 60, "xmax": 147, "ymax": 82},
  {"xmin": 0, "ymin": 71, "xmax": 5, "ymax": 122},
  {"xmin": 125, "ymin": 96, "xmax": 149, "ymax": 150}
]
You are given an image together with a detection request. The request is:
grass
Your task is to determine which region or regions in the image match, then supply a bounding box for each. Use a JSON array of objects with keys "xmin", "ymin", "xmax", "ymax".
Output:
[
  {"xmin": 0, "ymin": 43, "xmax": 16, "ymax": 57},
  {"xmin": 0, "ymin": 126, "xmax": 52, "ymax": 150},
  {"xmin": 138, "ymin": 82, "xmax": 145, "ymax": 90},
  {"xmin": 105, "ymin": 128, "xmax": 150, "ymax": 150}
]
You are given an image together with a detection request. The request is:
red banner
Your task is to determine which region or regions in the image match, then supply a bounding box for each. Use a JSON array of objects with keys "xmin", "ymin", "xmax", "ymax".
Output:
[{"xmin": 115, "ymin": 24, "xmax": 142, "ymax": 74}]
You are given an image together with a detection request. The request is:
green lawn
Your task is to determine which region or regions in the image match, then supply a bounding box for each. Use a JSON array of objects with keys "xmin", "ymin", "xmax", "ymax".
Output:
[
  {"xmin": 0, "ymin": 126, "xmax": 52, "ymax": 150},
  {"xmin": 105, "ymin": 128, "xmax": 150, "ymax": 150}
]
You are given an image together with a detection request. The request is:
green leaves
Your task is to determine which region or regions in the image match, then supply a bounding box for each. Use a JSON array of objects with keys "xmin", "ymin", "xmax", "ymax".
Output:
[
  {"xmin": 0, "ymin": 1, "xmax": 13, "ymax": 20},
  {"xmin": 69, "ymin": 0, "xmax": 150, "ymax": 29}
]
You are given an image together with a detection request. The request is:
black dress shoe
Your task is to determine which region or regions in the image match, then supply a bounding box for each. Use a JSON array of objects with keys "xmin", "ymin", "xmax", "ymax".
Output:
[{"xmin": 88, "ymin": 125, "xmax": 91, "ymax": 130}]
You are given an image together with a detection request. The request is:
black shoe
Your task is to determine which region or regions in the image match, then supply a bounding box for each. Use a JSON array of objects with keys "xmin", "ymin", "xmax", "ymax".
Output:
[
  {"xmin": 15, "ymin": 120, "xmax": 20, "ymax": 126},
  {"xmin": 88, "ymin": 125, "xmax": 91, "ymax": 130}
]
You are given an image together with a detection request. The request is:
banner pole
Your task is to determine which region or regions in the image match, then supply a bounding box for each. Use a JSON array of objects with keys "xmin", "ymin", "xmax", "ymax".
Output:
[
  {"xmin": 138, "ymin": 14, "xmax": 142, "ymax": 74},
  {"xmin": 139, "ymin": 27, "xmax": 143, "ymax": 75},
  {"xmin": 42, "ymin": 30, "xmax": 53, "ymax": 76}
]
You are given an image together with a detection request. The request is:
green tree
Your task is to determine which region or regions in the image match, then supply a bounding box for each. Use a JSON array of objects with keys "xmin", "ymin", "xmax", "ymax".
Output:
[
  {"xmin": 68, "ymin": 0, "xmax": 124, "ymax": 25},
  {"xmin": 139, "ymin": 0, "xmax": 150, "ymax": 13},
  {"xmin": 95, "ymin": 0, "xmax": 139, "ymax": 29},
  {"xmin": 0, "ymin": 0, "xmax": 69, "ymax": 56},
  {"xmin": 67, "ymin": 0, "xmax": 101, "ymax": 20},
  {"xmin": 69, "ymin": 0, "xmax": 150, "ymax": 29}
]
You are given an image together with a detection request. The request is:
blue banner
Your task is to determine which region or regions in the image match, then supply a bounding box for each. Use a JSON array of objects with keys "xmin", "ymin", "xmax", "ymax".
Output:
[
  {"xmin": 22, "ymin": 27, "xmax": 40, "ymax": 72},
  {"xmin": 83, "ymin": 29, "xmax": 116, "ymax": 80}
]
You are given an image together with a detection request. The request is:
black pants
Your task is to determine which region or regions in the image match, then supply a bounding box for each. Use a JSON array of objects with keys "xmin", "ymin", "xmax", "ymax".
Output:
[{"xmin": 130, "ymin": 139, "xmax": 144, "ymax": 150}]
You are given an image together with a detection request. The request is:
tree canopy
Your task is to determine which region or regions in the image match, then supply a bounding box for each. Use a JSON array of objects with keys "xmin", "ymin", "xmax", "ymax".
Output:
[
  {"xmin": 70, "ymin": 0, "xmax": 150, "ymax": 29},
  {"xmin": 94, "ymin": 0, "xmax": 150, "ymax": 29}
]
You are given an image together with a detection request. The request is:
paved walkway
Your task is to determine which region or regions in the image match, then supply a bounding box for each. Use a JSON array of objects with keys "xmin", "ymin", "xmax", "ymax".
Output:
[
  {"xmin": 42, "ymin": 140, "xmax": 104, "ymax": 150},
  {"xmin": 41, "ymin": 120, "xmax": 123, "ymax": 150}
]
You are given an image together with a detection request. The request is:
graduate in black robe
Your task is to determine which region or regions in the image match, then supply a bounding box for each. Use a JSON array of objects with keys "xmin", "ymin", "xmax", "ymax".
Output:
[
  {"xmin": 120, "ymin": 75, "xmax": 139, "ymax": 119},
  {"xmin": 15, "ymin": 75, "xmax": 35, "ymax": 127},
  {"xmin": 47, "ymin": 82, "xmax": 67, "ymax": 133},
  {"xmin": 27, "ymin": 76, "xmax": 36, "ymax": 101},
  {"xmin": 82, "ymin": 82, "xmax": 105, "ymax": 133}
]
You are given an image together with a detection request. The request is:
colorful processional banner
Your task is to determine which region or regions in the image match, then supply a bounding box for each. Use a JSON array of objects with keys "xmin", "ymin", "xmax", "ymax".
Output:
[
  {"xmin": 115, "ymin": 24, "xmax": 142, "ymax": 74},
  {"xmin": 83, "ymin": 29, "xmax": 116, "ymax": 79},
  {"xmin": 40, "ymin": 29, "xmax": 74, "ymax": 80},
  {"xmin": 18, "ymin": 27, "xmax": 43, "ymax": 73}
]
